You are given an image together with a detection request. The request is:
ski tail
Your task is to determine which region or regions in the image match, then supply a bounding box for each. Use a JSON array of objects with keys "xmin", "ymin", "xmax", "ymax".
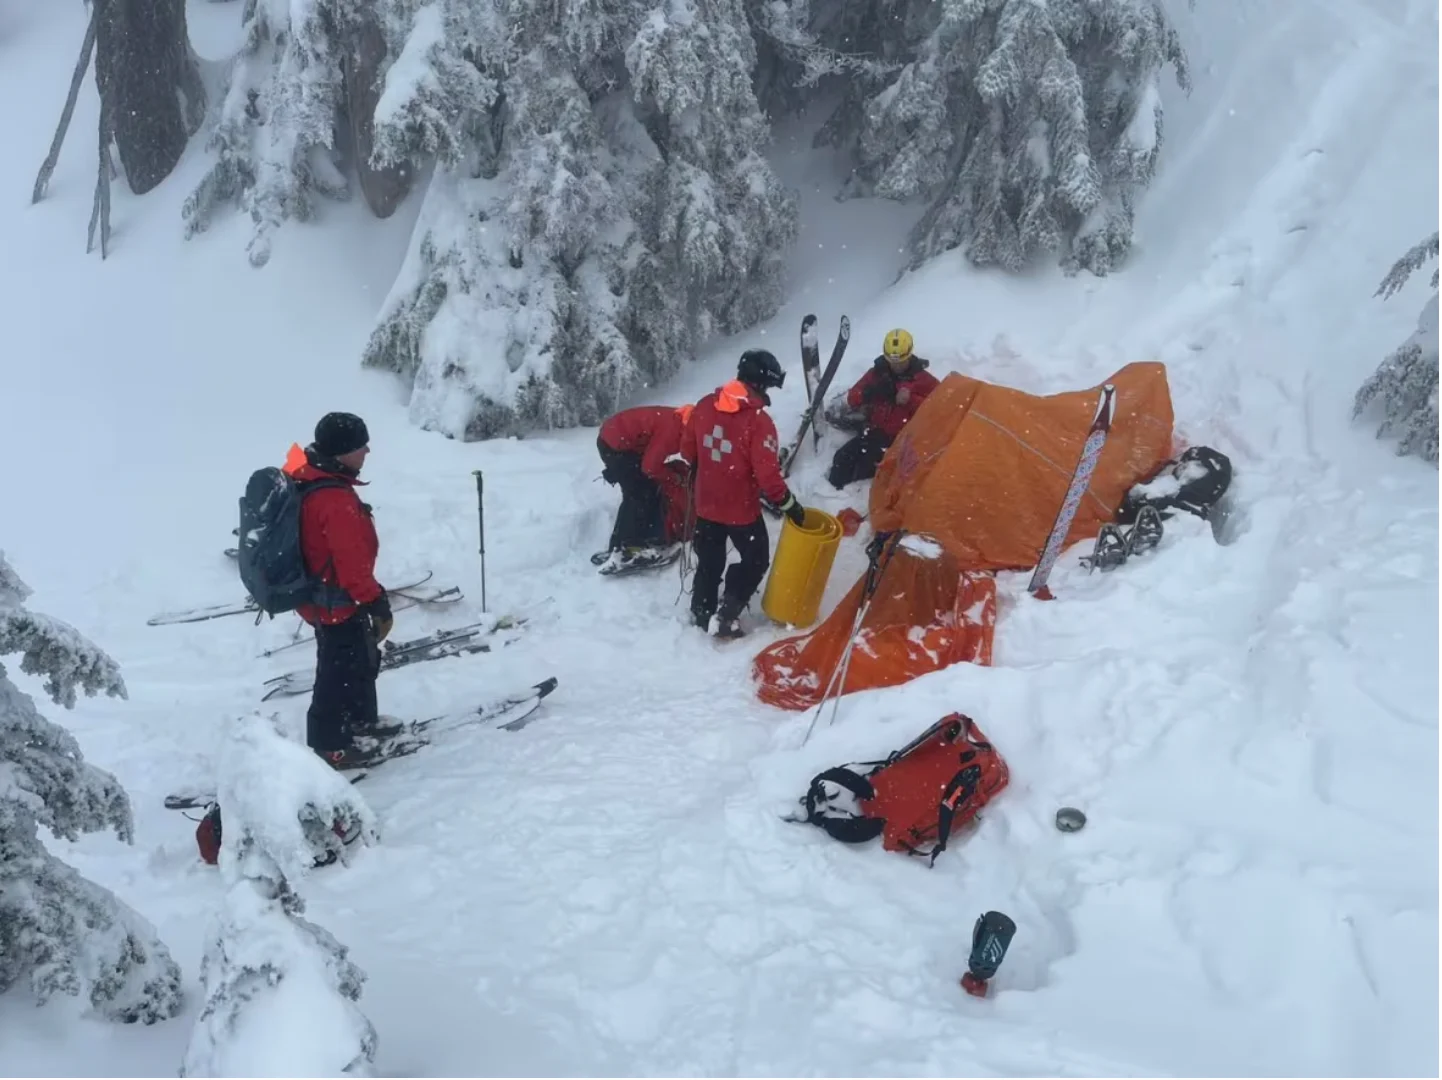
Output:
[
  {"xmin": 1027, "ymin": 385, "xmax": 1117, "ymax": 595},
  {"xmin": 800, "ymin": 313, "xmax": 820, "ymax": 406},
  {"xmin": 782, "ymin": 315, "xmax": 851, "ymax": 478}
]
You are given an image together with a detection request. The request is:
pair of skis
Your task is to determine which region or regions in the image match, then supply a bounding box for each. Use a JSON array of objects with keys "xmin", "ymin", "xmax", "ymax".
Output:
[
  {"xmin": 780, "ymin": 313, "xmax": 851, "ymax": 478},
  {"xmin": 145, "ymin": 570, "xmax": 461, "ymax": 627},
  {"xmin": 162, "ymin": 677, "xmax": 559, "ymax": 811},
  {"xmin": 259, "ymin": 614, "xmax": 527, "ymax": 700}
]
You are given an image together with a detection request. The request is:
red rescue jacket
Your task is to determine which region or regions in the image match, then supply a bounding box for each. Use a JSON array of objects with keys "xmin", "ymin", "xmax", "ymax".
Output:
[
  {"xmin": 845, "ymin": 357, "xmax": 940, "ymax": 438},
  {"xmin": 599, "ymin": 406, "xmax": 672, "ymax": 456},
  {"xmin": 282, "ymin": 444, "xmax": 383, "ymax": 626},
  {"xmin": 679, "ymin": 381, "xmax": 788, "ymax": 526},
  {"xmin": 600, "ymin": 406, "xmax": 691, "ymax": 488}
]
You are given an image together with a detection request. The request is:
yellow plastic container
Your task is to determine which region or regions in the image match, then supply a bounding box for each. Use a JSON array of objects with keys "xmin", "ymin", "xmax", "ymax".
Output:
[{"xmin": 761, "ymin": 507, "xmax": 843, "ymax": 628}]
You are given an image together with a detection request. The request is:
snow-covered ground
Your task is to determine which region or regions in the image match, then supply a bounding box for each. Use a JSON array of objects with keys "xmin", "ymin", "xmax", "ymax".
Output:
[{"xmin": 2, "ymin": 0, "xmax": 1437, "ymax": 1074}]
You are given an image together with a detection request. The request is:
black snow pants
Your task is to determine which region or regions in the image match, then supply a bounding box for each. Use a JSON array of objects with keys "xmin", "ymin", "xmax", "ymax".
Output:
[
  {"xmin": 307, "ymin": 614, "xmax": 380, "ymax": 754},
  {"xmin": 690, "ymin": 515, "xmax": 770, "ymax": 626},
  {"xmin": 827, "ymin": 427, "xmax": 894, "ymax": 489},
  {"xmin": 599, "ymin": 437, "xmax": 665, "ymax": 550}
]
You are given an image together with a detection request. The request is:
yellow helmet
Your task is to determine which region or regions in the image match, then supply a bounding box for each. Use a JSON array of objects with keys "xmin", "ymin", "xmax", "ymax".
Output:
[{"xmin": 882, "ymin": 328, "xmax": 914, "ymax": 362}]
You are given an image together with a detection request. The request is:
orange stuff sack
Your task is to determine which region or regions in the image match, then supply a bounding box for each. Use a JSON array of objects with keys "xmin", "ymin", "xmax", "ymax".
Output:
[
  {"xmin": 753, "ymin": 532, "xmax": 996, "ymax": 711},
  {"xmin": 797, "ymin": 714, "xmax": 1009, "ymax": 863},
  {"xmin": 869, "ymin": 363, "xmax": 1175, "ymax": 571}
]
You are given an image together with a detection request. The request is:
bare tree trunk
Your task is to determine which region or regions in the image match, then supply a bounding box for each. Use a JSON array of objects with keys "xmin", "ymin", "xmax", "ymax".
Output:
[
  {"xmin": 87, "ymin": 97, "xmax": 113, "ymax": 258},
  {"xmin": 32, "ymin": 6, "xmax": 99, "ymax": 204},
  {"xmin": 343, "ymin": 12, "xmax": 414, "ymax": 219},
  {"xmin": 95, "ymin": 0, "xmax": 204, "ymax": 195}
]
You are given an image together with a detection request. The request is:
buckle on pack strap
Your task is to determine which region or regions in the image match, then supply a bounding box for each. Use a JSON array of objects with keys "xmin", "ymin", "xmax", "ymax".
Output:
[{"xmin": 799, "ymin": 766, "xmax": 885, "ymax": 844}]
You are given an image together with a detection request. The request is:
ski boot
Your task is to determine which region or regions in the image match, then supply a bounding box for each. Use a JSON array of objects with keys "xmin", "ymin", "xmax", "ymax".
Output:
[
  {"xmin": 1084, "ymin": 524, "xmax": 1129, "ymax": 572},
  {"xmin": 960, "ymin": 911, "xmax": 1017, "ymax": 998},
  {"xmin": 1124, "ymin": 505, "xmax": 1164, "ymax": 558},
  {"xmin": 712, "ymin": 597, "xmax": 747, "ymax": 640}
]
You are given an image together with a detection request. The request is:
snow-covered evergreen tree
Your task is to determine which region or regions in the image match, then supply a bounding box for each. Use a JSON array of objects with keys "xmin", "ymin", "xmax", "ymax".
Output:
[
  {"xmin": 1354, "ymin": 232, "xmax": 1439, "ymax": 464},
  {"xmin": 182, "ymin": 711, "xmax": 379, "ymax": 1077},
  {"xmin": 361, "ymin": 0, "xmax": 797, "ymax": 438},
  {"xmin": 796, "ymin": 0, "xmax": 1189, "ymax": 276},
  {"xmin": 0, "ymin": 552, "xmax": 183, "ymax": 1024},
  {"xmin": 183, "ymin": 0, "xmax": 795, "ymax": 438}
]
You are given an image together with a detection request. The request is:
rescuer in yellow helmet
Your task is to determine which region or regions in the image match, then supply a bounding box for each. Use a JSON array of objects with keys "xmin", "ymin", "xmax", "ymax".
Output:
[{"xmin": 828, "ymin": 328, "xmax": 939, "ymax": 488}]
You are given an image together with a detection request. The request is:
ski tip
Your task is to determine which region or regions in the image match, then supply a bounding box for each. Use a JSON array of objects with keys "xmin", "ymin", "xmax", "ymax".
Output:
[
  {"xmin": 164, "ymin": 794, "xmax": 214, "ymax": 811},
  {"xmin": 534, "ymin": 676, "xmax": 559, "ymax": 699},
  {"xmin": 839, "ymin": 315, "xmax": 851, "ymax": 335}
]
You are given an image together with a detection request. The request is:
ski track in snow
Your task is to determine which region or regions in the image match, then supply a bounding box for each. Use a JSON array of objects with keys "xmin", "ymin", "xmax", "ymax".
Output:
[{"xmin": 1, "ymin": 0, "xmax": 1436, "ymax": 1075}]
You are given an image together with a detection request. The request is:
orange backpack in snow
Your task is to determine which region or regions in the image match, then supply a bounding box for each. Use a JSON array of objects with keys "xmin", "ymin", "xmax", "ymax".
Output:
[{"xmin": 798, "ymin": 714, "xmax": 1009, "ymax": 863}]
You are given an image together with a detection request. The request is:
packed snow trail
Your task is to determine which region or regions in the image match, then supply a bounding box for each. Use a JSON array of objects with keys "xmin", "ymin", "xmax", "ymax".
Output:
[{"xmin": 1, "ymin": 0, "xmax": 1436, "ymax": 1075}]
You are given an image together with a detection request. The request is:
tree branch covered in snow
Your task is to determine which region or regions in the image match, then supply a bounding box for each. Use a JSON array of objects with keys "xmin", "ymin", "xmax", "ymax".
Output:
[
  {"xmin": 1375, "ymin": 231, "xmax": 1440, "ymax": 300},
  {"xmin": 806, "ymin": 0, "xmax": 1190, "ymax": 276},
  {"xmin": 182, "ymin": 711, "xmax": 379, "ymax": 1077},
  {"xmin": 0, "ymin": 552, "xmax": 182, "ymax": 1024},
  {"xmin": 1354, "ymin": 233, "xmax": 1439, "ymax": 464}
]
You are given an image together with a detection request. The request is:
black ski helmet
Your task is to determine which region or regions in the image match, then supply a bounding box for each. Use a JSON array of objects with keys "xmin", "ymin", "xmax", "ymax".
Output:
[{"xmin": 737, "ymin": 349, "xmax": 785, "ymax": 392}]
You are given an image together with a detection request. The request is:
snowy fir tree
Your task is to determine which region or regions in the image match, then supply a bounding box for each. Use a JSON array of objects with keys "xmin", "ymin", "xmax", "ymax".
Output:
[
  {"xmin": 181, "ymin": 710, "xmax": 379, "ymax": 1078},
  {"xmin": 0, "ymin": 552, "xmax": 183, "ymax": 1024},
  {"xmin": 181, "ymin": 0, "xmax": 796, "ymax": 439},
  {"xmin": 776, "ymin": 0, "xmax": 1190, "ymax": 276},
  {"xmin": 1353, "ymin": 232, "xmax": 1439, "ymax": 464}
]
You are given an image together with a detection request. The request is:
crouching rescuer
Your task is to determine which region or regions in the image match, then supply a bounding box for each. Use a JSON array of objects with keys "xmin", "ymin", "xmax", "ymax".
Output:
[
  {"xmin": 680, "ymin": 350, "xmax": 805, "ymax": 639},
  {"xmin": 828, "ymin": 329, "xmax": 939, "ymax": 488},
  {"xmin": 596, "ymin": 403, "xmax": 695, "ymax": 568}
]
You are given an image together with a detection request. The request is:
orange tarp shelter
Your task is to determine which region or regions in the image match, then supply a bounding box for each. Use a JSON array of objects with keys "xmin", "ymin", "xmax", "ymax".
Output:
[
  {"xmin": 869, "ymin": 362, "xmax": 1175, "ymax": 571},
  {"xmin": 753, "ymin": 362, "xmax": 1175, "ymax": 710}
]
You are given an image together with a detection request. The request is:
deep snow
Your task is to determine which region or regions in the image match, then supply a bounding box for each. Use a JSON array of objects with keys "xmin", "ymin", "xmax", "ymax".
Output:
[{"xmin": 1, "ymin": 0, "xmax": 1436, "ymax": 1075}]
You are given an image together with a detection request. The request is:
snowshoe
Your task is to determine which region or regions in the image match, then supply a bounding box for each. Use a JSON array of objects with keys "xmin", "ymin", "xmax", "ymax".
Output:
[
  {"xmin": 1125, "ymin": 505, "xmax": 1164, "ymax": 558},
  {"xmin": 1084, "ymin": 524, "xmax": 1129, "ymax": 572},
  {"xmin": 598, "ymin": 543, "xmax": 683, "ymax": 577}
]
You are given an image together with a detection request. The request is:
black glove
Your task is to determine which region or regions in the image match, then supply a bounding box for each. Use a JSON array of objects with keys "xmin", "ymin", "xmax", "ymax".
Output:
[
  {"xmin": 364, "ymin": 591, "xmax": 393, "ymax": 642},
  {"xmin": 778, "ymin": 492, "xmax": 806, "ymax": 528}
]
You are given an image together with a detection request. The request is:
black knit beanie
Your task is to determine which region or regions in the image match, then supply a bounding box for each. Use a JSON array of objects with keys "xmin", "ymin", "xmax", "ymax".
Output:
[{"xmin": 314, "ymin": 412, "xmax": 370, "ymax": 457}]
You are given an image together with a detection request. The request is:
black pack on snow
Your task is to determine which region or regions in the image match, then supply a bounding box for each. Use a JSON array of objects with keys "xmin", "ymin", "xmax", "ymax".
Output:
[
  {"xmin": 236, "ymin": 466, "xmax": 352, "ymax": 616},
  {"xmin": 1117, "ymin": 445, "xmax": 1233, "ymax": 524}
]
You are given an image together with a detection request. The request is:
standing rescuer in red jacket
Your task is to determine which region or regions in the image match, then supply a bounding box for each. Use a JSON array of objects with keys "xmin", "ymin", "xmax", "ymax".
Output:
[
  {"xmin": 283, "ymin": 412, "xmax": 392, "ymax": 768},
  {"xmin": 680, "ymin": 350, "xmax": 805, "ymax": 639},
  {"xmin": 596, "ymin": 403, "xmax": 694, "ymax": 565},
  {"xmin": 828, "ymin": 328, "xmax": 939, "ymax": 488}
]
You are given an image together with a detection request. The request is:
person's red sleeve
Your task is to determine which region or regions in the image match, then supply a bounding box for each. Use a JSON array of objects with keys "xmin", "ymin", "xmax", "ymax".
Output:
[
  {"xmin": 751, "ymin": 414, "xmax": 789, "ymax": 506},
  {"xmin": 904, "ymin": 371, "xmax": 941, "ymax": 419},
  {"xmin": 846, "ymin": 369, "xmax": 878, "ymax": 409},
  {"xmin": 316, "ymin": 493, "xmax": 382, "ymax": 605}
]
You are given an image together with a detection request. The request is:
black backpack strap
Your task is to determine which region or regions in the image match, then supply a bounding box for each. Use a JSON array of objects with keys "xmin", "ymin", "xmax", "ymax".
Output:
[{"xmin": 799, "ymin": 766, "xmax": 885, "ymax": 844}]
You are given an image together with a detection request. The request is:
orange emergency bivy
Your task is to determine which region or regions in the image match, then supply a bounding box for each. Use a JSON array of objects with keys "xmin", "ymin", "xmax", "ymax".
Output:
[
  {"xmin": 868, "ymin": 362, "xmax": 1176, "ymax": 571},
  {"xmin": 753, "ymin": 363, "xmax": 1175, "ymax": 709},
  {"xmin": 753, "ymin": 534, "xmax": 996, "ymax": 711}
]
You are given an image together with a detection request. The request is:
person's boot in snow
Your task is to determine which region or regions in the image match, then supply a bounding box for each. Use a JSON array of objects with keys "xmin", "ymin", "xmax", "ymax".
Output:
[{"xmin": 713, "ymin": 596, "xmax": 746, "ymax": 639}]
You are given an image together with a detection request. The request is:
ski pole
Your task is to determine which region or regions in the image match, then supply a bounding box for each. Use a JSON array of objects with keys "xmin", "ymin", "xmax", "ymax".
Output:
[{"xmin": 472, "ymin": 470, "xmax": 487, "ymax": 613}]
